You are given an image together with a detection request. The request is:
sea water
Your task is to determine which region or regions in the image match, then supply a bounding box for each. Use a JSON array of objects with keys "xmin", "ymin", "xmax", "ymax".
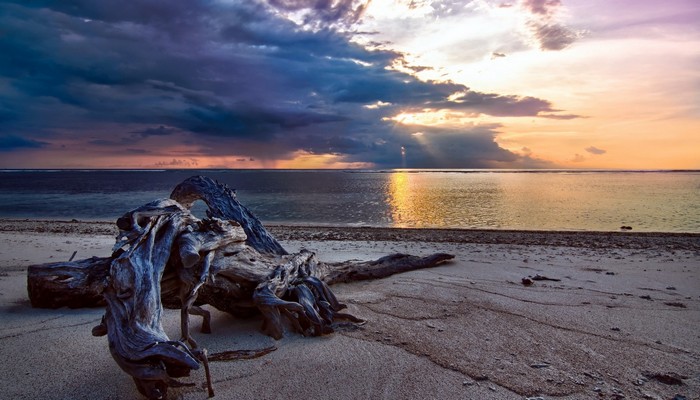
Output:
[{"xmin": 0, "ymin": 169, "xmax": 698, "ymax": 233}]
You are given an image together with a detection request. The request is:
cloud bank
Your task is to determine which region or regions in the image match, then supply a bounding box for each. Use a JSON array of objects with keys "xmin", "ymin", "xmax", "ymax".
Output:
[{"xmin": 0, "ymin": 0, "xmax": 573, "ymax": 168}]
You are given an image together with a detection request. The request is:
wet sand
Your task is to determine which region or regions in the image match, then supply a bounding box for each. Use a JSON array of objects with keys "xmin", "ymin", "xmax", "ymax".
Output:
[{"xmin": 1, "ymin": 219, "xmax": 698, "ymax": 399}]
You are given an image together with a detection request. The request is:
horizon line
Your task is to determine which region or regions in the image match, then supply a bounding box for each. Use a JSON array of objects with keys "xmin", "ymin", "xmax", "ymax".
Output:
[{"xmin": 1, "ymin": 168, "xmax": 699, "ymax": 173}]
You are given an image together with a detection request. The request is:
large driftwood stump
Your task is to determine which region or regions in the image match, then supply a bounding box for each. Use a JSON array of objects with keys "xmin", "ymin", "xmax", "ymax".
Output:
[{"xmin": 27, "ymin": 176, "xmax": 454, "ymax": 399}]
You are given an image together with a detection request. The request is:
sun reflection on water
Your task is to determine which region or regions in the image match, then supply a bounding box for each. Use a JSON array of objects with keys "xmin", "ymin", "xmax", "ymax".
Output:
[
  {"xmin": 386, "ymin": 171, "xmax": 494, "ymax": 228},
  {"xmin": 384, "ymin": 170, "xmax": 700, "ymax": 231},
  {"xmin": 387, "ymin": 171, "xmax": 411, "ymax": 226},
  {"xmin": 386, "ymin": 171, "xmax": 508, "ymax": 228}
]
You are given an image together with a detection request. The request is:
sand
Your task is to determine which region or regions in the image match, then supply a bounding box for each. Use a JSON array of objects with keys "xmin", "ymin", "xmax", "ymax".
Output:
[{"xmin": 0, "ymin": 219, "xmax": 698, "ymax": 399}]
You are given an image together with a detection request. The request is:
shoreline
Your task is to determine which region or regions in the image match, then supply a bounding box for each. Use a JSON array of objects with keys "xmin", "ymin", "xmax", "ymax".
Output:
[{"xmin": 1, "ymin": 218, "xmax": 698, "ymax": 251}]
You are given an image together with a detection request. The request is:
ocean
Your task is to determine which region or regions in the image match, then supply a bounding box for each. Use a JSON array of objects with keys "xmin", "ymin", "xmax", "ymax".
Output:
[{"xmin": 0, "ymin": 169, "xmax": 698, "ymax": 233}]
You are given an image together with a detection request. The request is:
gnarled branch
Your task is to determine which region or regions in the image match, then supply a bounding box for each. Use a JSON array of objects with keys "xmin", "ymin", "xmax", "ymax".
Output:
[{"xmin": 27, "ymin": 176, "xmax": 455, "ymax": 399}]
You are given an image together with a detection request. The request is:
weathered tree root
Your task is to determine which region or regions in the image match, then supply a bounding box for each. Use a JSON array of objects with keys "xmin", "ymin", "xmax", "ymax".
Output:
[
  {"xmin": 170, "ymin": 175, "xmax": 287, "ymax": 255},
  {"xmin": 27, "ymin": 256, "xmax": 110, "ymax": 308},
  {"xmin": 26, "ymin": 176, "xmax": 455, "ymax": 399}
]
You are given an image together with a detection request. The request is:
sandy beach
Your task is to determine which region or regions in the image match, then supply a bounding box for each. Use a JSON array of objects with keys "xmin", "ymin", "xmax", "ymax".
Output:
[{"xmin": 1, "ymin": 219, "xmax": 698, "ymax": 399}]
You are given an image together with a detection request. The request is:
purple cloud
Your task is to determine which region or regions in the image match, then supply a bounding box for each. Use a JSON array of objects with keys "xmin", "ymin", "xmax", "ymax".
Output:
[
  {"xmin": 522, "ymin": 0, "xmax": 562, "ymax": 16},
  {"xmin": 529, "ymin": 22, "xmax": 580, "ymax": 50},
  {"xmin": 521, "ymin": 0, "xmax": 582, "ymax": 51},
  {"xmin": 585, "ymin": 146, "xmax": 606, "ymax": 155}
]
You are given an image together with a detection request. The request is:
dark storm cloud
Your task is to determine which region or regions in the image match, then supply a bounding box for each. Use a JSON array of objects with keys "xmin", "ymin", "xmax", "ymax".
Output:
[
  {"xmin": 0, "ymin": 135, "xmax": 48, "ymax": 151},
  {"xmin": 0, "ymin": 1, "xmax": 360, "ymax": 139},
  {"xmin": 395, "ymin": 127, "xmax": 519, "ymax": 168},
  {"xmin": 295, "ymin": 134, "xmax": 371, "ymax": 156},
  {"xmin": 130, "ymin": 125, "xmax": 178, "ymax": 138},
  {"xmin": 88, "ymin": 139, "xmax": 121, "ymax": 146},
  {"xmin": 284, "ymin": 118, "xmax": 555, "ymax": 169},
  {"xmin": 0, "ymin": 0, "xmax": 576, "ymax": 167}
]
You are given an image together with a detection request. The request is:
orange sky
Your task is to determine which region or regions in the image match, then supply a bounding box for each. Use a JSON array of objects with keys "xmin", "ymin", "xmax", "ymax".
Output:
[{"xmin": 353, "ymin": 0, "xmax": 700, "ymax": 170}]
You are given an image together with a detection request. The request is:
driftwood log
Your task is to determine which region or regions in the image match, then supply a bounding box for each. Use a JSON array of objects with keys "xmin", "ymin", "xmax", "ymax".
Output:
[{"xmin": 27, "ymin": 176, "xmax": 454, "ymax": 399}]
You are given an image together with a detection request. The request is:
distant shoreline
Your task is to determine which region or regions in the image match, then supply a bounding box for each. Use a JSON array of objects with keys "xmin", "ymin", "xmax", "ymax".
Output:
[{"xmin": 2, "ymin": 218, "xmax": 698, "ymax": 251}]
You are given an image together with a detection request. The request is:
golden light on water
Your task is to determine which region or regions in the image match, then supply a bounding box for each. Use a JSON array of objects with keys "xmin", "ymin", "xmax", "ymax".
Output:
[
  {"xmin": 388, "ymin": 171, "xmax": 410, "ymax": 227},
  {"xmin": 383, "ymin": 171, "xmax": 700, "ymax": 231},
  {"xmin": 387, "ymin": 171, "xmax": 448, "ymax": 227},
  {"xmin": 385, "ymin": 172, "xmax": 538, "ymax": 229},
  {"xmin": 385, "ymin": 171, "xmax": 531, "ymax": 229}
]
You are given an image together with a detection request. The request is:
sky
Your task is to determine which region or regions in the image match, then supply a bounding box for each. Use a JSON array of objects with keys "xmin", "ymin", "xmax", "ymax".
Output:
[{"xmin": 0, "ymin": 0, "xmax": 698, "ymax": 169}]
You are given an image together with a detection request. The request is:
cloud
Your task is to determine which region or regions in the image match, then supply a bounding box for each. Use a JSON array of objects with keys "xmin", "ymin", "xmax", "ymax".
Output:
[
  {"xmin": 585, "ymin": 146, "xmax": 606, "ymax": 155},
  {"xmin": 520, "ymin": 0, "xmax": 583, "ymax": 51},
  {"xmin": 130, "ymin": 125, "xmax": 178, "ymax": 137},
  {"xmin": 428, "ymin": 91, "xmax": 562, "ymax": 117},
  {"xmin": 88, "ymin": 139, "xmax": 122, "ymax": 146},
  {"xmin": 0, "ymin": 0, "xmax": 578, "ymax": 168},
  {"xmin": 154, "ymin": 158, "xmax": 199, "ymax": 167},
  {"xmin": 537, "ymin": 113, "xmax": 582, "ymax": 120},
  {"xmin": 0, "ymin": 135, "xmax": 48, "ymax": 152},
  {"xmin": 386, "ymin": 127, "xmax": 515, "ymax": 168},
  {"xmin": 521, "ymin": 0, "xmax": 562, "ymax": 16},
  {"xmin": 528, "ymin": 22, "xmax": 580, "ymax": 51},
  {"xmin": 265, "ymin": 0, "xmax": 370, "ymax": 29},
  {"xmin": 286, "ymin": 120, "xmax": 556, "ymax": 168},
  {"xmin": 126, "ymin": 148, "xmax": 152, "ymax": 155},
  {"xmin": 571, "ymin": 153, "xmax": 585, "ymax": 162}
]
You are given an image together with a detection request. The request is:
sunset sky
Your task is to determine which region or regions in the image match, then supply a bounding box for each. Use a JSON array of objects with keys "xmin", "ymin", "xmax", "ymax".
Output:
[{"xmin": 0, "ymin": 0, "xmax": 698, "ymax": 169}]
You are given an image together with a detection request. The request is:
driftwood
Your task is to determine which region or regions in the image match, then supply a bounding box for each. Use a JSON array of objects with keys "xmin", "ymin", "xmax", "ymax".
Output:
[{"xmin": 27, "ymin": 176, "xmax": 454, "ymax": 400}]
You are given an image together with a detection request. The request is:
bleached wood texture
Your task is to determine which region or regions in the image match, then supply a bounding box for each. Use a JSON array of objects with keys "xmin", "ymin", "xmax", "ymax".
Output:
[{"xmin": 27, "ymin": 176, "xmax": 454, "ymax": 399}]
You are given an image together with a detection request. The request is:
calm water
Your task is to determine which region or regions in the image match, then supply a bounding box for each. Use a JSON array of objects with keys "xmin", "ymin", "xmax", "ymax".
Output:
[{"xmin": 0, "ymin": 169, "xmax": 698, "ymax": 233}]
